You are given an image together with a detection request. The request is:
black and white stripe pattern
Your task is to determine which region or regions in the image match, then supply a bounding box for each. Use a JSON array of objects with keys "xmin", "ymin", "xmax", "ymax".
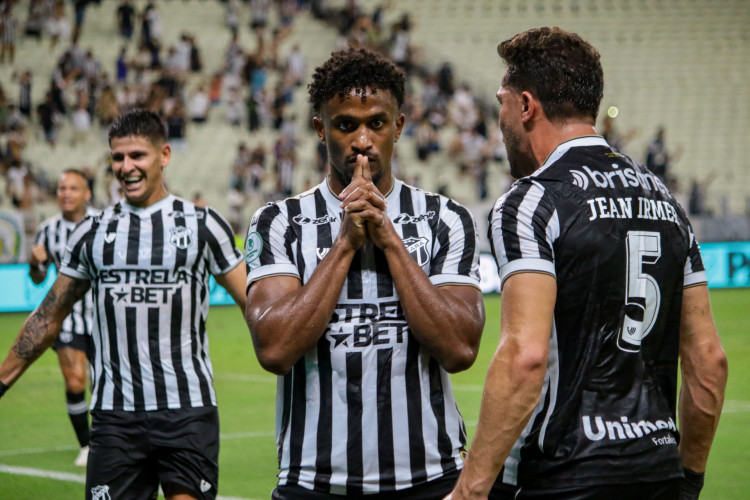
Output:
[
  {"xmin": 34, "ymin": 208, "xmax": 99, "ymax": 337},
  {"xmin": 60, "ymin": 195, "xmax": 241, "ymax": 412},
  {"xmin": 246, "ymin": 179, "xmax": 479, "ymax": 494}
]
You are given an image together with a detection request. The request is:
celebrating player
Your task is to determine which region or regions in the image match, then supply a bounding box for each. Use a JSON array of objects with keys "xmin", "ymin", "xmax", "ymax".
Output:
[
  {"xmin": 244, "ymin": 47, "xmax": 486, "ymax": 499},
  {"xmin": 447, "ymin": 27, "xmax": 727, "ymax": 500},
  {"xmin": 29, "ymin": 169, "xmax": 98, "ymax": 467},
  {"xmin": 0, "ymin": 109, "xmax": 247, "ymax": 500}
]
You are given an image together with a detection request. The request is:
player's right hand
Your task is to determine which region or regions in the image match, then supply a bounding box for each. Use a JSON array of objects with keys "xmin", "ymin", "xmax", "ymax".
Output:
[{"xmin": 30, "ymin": 244, "xmax": 48, "ymax": 267}]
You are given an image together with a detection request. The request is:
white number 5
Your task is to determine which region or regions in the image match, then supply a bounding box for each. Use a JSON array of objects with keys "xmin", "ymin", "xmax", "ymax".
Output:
[{"xmin": 617, "ymin": 231, "xmax": 661, "ymax": 352}]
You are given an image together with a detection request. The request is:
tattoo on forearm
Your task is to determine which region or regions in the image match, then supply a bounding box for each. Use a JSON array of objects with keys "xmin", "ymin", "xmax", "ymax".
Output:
[{"xmin": 12, "ymin": 278, "xmax": 89, "ymax": 362}]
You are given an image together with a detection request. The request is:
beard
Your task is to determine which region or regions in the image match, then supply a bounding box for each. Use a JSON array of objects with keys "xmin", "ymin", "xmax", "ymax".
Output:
[{"xmin": 503, "ymin": 125, "xmax": 537, "ymax": 179}]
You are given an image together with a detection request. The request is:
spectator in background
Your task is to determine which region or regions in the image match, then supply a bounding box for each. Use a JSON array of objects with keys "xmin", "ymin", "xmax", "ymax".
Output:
[
  {"xmin": 225, "ymin": 0, "xmax": 240, "ymax": 38},
  {"xmin": 71, "ymin": 96, "xmax": 92, "ymax": 145},
  {"xmin": 285, "ymin": 44, "xmax": 306, "ymax": 87},
  {"xmin": 0, "ymin": 5, "xmax": 18, "ymax": 64},
  {"xmin": 601, "ymin": 114, "xmax": 636, "ymax": 153},
  {"xmin": 116, "ymin": 0, "xmax": 135, "ymax": 41},
  {"xmin": 47, "ymin": 1, "xmax": 70, "ymax": 52},
  {"xmin": 24, "ymin": 0, "xmax": 47, "ymax": 41},
  {"xmin": 16, "ymin": 70, "xmax": 32, "ymax": 120},
  {"xmin": 115, "ymin": 46, "xmax": 128, "ymax": 84},
  {"xmin": 188, "ymin": 84, "xmax": 209, "ymax": 124},
  {"xmin": 249, "ymin": 0, "xmax": 271, "ymax": 33},
  {"xmin": 226, "ymin": 87, "xmax": 244, "ymax": 126},
  {"xmin": 646, "ymin": 126, "xmax": 680, "ymax": 182},
  {"xmin": 96, "ymin": 85, "xmax": 120, "ymax": 129},
  {"xmin": 37, "ymin": 91, "xmax": 58, "ymax": 147}
]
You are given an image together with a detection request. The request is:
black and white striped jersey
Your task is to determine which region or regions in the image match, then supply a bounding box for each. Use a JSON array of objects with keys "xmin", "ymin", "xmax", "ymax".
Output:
[
  {"xmin": 34, "ymin": 207, "xmax": 99, "ymax": 337},
  {"xmin": 60, "ymin": 195, "xmax": 242, "ymax": 412},
  {"xmin": 489, "ymin": 136, "xmax": 706, "ymax": 490},
  {"xmin": 246, "ymin": 178, "xmax": 480, "ymax": 495}
]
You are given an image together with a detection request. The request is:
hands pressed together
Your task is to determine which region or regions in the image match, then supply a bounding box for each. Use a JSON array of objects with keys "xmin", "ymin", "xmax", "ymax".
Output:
[{"xmin": 337, "ymin": 154, "xmax": 397, "ymax": 252}]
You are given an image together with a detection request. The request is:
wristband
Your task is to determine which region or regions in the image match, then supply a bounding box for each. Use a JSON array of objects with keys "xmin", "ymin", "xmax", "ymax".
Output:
[
  {"xmin": 680, "ymin": 467, "xmax": 705, "ymax": 500},
  {"xmin": 0, "ymin": 381, "xmax": 8, "ymax": 399}
]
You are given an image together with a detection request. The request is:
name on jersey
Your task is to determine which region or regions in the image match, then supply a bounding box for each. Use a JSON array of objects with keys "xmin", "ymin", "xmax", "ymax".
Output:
[
  {"xmin": 571, "ymin": 164, "xmax": 669, "ymax": 194},
  {"xmin": 326, "ymin": 300, "xmax": 407, "ymax": 349},
  {"xmin": 586, "ymin": 196, "xmax": 680, "ymax": 225},
  {"xmin": 582, "ymin": 415, "xmax": 677, "ymax": 445}
]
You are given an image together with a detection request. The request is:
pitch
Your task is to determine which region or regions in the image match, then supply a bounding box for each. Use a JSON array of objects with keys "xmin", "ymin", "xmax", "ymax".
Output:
[{"xmin": 0, "ymin": 290, "xmax": 747, "ymax": 499}]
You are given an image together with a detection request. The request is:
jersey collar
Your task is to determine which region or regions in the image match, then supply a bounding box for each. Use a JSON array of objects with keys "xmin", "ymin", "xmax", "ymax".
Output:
[
  {"xmin": 121, "ymin": 193, "xmax": 175, "ymax": 216},
  {"xmin": 532, "ymin": 135, "xmax": 610, "ymax": 178}
]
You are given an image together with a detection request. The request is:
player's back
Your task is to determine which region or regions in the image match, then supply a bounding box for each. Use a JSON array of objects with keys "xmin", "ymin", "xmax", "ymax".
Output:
[{"xmin": 492, "ymin": 137, "xmax": 705, "ymax": 488}]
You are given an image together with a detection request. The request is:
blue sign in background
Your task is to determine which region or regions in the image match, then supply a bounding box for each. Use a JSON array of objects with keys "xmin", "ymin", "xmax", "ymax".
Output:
[{"xmin": 0, "ymin": 242, "xmax": 747, "ymax": 313}]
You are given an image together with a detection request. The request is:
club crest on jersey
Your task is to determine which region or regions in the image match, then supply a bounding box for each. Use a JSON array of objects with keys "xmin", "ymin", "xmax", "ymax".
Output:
[
  {"xmin": 245, "ymin": 232, "xmax": 263, "ymax": 263},
  {"xmin": 402, "ymin": 236, "xmax": 429, "ymax": 266},
  {"xmin": 90, "ymin": 486, "xmax": 111, "ymax": 500},
  {"xmin": 394, "ymin": 211, "xmax": 435, "ymax": 224},
  {"xmin": 169, "ymin": 227, "xmax": 193, "ymax": 249},
  {"xmin": 292, "ymin": 214, "xmax": 336, "ymax": 225}
]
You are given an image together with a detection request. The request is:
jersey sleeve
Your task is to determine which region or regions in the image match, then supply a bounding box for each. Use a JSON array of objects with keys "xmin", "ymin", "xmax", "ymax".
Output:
[
  {"xmin": 428, "ymin": 198, "xmax": 481, "ymax": 287},
  {"xmin": 60, "ymin": 217, "xmax": 96, "ymax": 281},
  {"xmin": 203, "ymin": 207, "xmax": 242, "ymax": 276},
  {"xmin": 683, "ymin": 223, "xmax": 707, "ymax": 287},
  {"xmin": 490, "ymin": 180, "xmax": 559, "ymax": 289},
  {"xmin": 245, "ymin": 203, "xmax": 299, "ymax": 288}
]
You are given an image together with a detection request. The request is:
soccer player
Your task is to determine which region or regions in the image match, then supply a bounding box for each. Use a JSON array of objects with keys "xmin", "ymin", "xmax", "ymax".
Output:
[
  {"xmin": 0, "ymin": 109, "xmax": 247, "ymax": 500},
  {"xmin": 29, "ymin": 168, "xmax": 98, "ymax": 467},
  {"xmin": 244, "ymin": 47, "xmax": 486, "ymax": 499},
  {"xmin": 447, "ymin": 27, "xmax": 728, "ymax": 500}
]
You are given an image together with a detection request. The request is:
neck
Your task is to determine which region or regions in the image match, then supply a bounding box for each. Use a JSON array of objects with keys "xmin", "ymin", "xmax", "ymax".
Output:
[
  {"xmin": 62, "ymin": 207, "xmax": 87, "ymax": 223},
  {"xmin": 530, "ymin": 120, "xmax": 598, "ymax": 168}
]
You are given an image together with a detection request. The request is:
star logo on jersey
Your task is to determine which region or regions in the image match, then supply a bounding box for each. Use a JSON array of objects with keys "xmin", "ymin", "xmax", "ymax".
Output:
[
  {"xmin": 245, "ymin": 232, "xmax": 263, "ymax": 264},
  {"xmin": 104, "ymin": 232, "xmax": 117, "ymax": 244},
  {"xmin": 169, "ymin": 227, "xmax": 193, "ymax": 250},
  {"xmin": 402, "ymin": 236, "xmax": 430, "ymax": 266},
  {"xmin": 328, "ymin": 327, "xmax": 350, "ymax": 348},
  {"xmin": 90, "ymin": 485, "xmax": 111, "ymax": 500},
  {"xmin": 112, "ymin": 288, "xmax": 129, "ymax": 303}
]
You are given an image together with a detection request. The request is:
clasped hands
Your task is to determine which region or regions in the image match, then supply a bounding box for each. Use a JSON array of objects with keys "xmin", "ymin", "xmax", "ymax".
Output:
[{"xmin": 338, "ymin": 154, "xmax": 394, "ymax": 251}]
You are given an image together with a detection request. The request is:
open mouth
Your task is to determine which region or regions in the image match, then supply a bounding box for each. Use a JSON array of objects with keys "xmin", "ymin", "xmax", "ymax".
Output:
[{"xmin": 121, "ymin": 174, "xmax": 144, "ymax": 189}]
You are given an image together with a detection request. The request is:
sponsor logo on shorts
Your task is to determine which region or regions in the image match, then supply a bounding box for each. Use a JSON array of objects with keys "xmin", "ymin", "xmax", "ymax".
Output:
[
  {"xmin": 582, "ymin": 415, "xmax": 677, "ymax": 443},
  {"xmin": 91, "ymin": 485, "xmax": 111, "ymax": 500}
]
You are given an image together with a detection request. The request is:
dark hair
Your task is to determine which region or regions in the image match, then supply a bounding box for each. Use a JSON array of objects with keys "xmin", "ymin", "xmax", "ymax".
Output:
[
  {"xmin": 108, "ymin": 109, "xmax": 167, "ymax": 145},
  {"xmin": 308, "ymin": 47, "xmax": 405, "ymax": 113},
  {"xmin": 498, "ymin": 27, "xmax": 603, "ymax": 122}
]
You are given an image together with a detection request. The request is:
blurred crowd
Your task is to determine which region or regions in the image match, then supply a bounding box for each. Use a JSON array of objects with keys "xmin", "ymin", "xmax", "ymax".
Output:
[{"xmin": 0, "ymin": 0, "xmax": 716, "ymax": 248}]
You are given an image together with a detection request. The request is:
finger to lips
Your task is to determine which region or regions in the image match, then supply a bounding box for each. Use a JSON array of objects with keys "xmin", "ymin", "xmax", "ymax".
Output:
[{"xmin": 359, "ymin": 154, "xmax": 372, "ymax": 182}]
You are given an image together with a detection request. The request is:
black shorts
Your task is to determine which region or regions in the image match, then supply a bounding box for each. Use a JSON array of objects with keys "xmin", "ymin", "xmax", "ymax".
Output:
[
  {"xmin": 272, "ymin": 470, "xmax": 459, "ymax": 500},
  {"xmin": 489, "ymin": 479, "xmax": 681, "ymax": 500},
  {"xmin": 86, "ymin": 407, "xmax": 219, "ymax": 500},
  {"xmin": 52, "ymin": 330, "xmax": 90, "ymax": 353}
]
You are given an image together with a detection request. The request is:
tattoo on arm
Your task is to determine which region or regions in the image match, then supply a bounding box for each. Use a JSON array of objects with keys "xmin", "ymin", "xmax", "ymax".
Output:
[{"xmin": 12, "ymin": 278, "xmax": 90, "ymax": 362}]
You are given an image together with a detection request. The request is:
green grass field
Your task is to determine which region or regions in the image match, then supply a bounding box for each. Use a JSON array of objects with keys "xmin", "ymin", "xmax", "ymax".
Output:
[{"xmin": 0, "ymin": 289, "xmax": 747, "ymax": 499}]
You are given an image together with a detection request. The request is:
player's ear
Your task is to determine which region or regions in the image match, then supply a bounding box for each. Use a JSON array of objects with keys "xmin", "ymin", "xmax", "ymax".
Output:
[
  {"xmin": 160, "ymin": 142, "xmax": 171, "ymax": 169},
  {"xmin": 520, "ymin": 91, "xmax": 539, "ymax": 123},
  {"xmin": 394, "ymin": 113, "xmax": 405, "ymax": 142},
  {"xmin": 313, "ymin": 116, "xmax": 327, "ymax": 144}
]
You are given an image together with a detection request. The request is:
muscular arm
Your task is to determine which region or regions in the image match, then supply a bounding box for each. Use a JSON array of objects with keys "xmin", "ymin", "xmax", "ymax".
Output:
[
  {"xmin": 215, "ymin": 261, "xmax": 248, "ymax": 313},
  {"xmin": 449, "ymin": 272, "xmax": 556, "ymax": 499},
  {"xmin": 678, "ymin": 284, "xmax": 727, "ymax": 472},
  {"xmin": 381, "ymin": 239, "xmax": 484, "ymax": 372},
  {"xmin": 245, "ymin": 238, "xmax": 357, "ymax": 375},
  {"xmin": 0, "ymin": 274, "xmax": 90, "ymax": 389}
]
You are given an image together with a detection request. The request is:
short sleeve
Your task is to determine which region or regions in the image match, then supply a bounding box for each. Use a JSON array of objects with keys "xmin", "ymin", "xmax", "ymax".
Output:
[
  {"xmin": 490, "ymin": 180, "xmax": 559, "ymax": 289},
  {"xmin": 203, "ymin": 207, "xmax": 242, "ymax": 276},
  {"xmin": 683, "ymin": 223, "xmax": 707, "ymax": 287},
  {"xmin": 60, "ymin": 217, "xmax": 96, "ymax": 281},
  {"xmin": 429, "ymin": 198, "xmax": 480, "ymax": 288},
  {"xmin": 245, "ymin": 203, "xmax": 299, "ymax": 288}
]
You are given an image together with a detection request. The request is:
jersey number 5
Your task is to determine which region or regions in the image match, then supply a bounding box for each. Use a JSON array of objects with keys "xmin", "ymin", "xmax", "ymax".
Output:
[{"xmin": 617, "ymin": 231, "xmax": 661, "ymax": 353}]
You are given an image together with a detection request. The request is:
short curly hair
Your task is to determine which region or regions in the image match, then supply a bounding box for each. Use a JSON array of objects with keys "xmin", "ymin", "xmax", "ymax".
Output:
[
  {"xmin": 109, "ymin": 109, "xmax": 167, "ymax": 146},
  {"xmin": 308, "ymin": 47, "xmax": 405, "ymax": 113},
  {"xmin": 498, "ymin": 27, "xmax": 603, "ymax": 122}
]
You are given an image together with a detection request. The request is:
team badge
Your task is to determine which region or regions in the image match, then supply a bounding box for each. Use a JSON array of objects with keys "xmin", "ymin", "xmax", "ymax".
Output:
[
  {"xmin": 245, "ymin": 232, "xmax": 263, "ymax": 263},
  {"xmin": 169, "ymin": 227, "xmax": 193, "ymax": 249},
  {"xmin": 402, "ymin": 236, "xmax": 430, "ymax": 266},
  {"xmin": 90, "ymin": 486, "xmax": 111, "ymax": 500}
]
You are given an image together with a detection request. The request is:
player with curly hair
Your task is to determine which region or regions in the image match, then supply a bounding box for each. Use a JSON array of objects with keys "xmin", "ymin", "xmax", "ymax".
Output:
[{"xmin": 244, "ymin": 47, "xmax": 486, "ymax": 499}]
